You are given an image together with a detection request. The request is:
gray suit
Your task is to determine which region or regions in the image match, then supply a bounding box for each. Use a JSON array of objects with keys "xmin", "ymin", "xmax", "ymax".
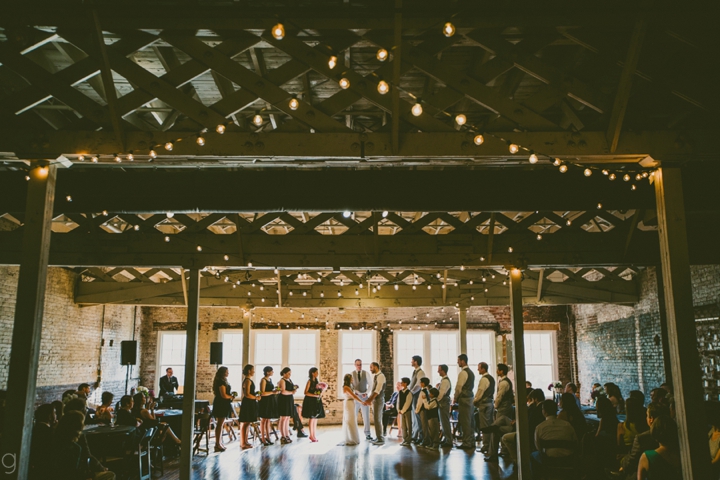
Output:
[
  {"xmin": 351, "ymin": 370, "xmax": 371, "ymax": 436},
  {"xmin": 437, "ymin": 376, "xmax": 452, "ymax": 444},
  {"xmin": 408, "ymin": 367, "xmax": 425, "ymax": 441},
  {"xmin": 371, "ymin": 372, "xmax": 387, "ymax": 441}
]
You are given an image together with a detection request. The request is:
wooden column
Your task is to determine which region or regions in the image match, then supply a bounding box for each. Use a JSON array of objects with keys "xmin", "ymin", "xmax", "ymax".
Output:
[
  {"xmin": 509, "ymin": 268, "xmax": 531, "ymax": 478},
  {"xmin": 654, "ymin": 270, "xmax": 673, "ymax": 386},
  {"xmin": 1, "ymin": 164, "xmax": 56, "ymax": 480},
  {"xmin": 654, "ymin": 167, "xmax": 710, "ymax": 479},
  {"xmin": 179, "ymin": 268, "xmax": 200, "ymax": 480},
  {"xmin": 459, "ymin": 307, "xmax": 467, "ymax": 354},
  {"xmin": 242, "ymin": 310, "xmax": 250, "ymax": 366}
]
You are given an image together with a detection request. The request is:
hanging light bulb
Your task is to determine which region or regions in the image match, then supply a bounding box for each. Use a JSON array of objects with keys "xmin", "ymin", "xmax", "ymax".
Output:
[
  {"xmin": 216, "ymin": 124, "xmax": 226, "ymax": 134},
  {"xmin": 126, "ymin": 153, "xmax": 134, "ymax": 161},
  {"xmin": 289, "ymin": 98, "xmax": 299, "ymax": 110},
  {"xmin": 252, "ymin": 114, "xmax": 263, "ymax": 126},
  {"xmin": 272, "ymin": 23, "xmax": 285, "ymax": 40},
  {"xmin": 411, "ymin": 103, "xmax": 423, "ymax": 116},
  {"xmin": 342, "ymin": 211, "xmax": 352, "ymax": 218},
  {"xmin": 537, "ymin": 234, "xmax": 542, "ymax": 241},
  {"xmin": 559, "ymin": 164, "xmax": 568, "ymax": 173},
  {"xmin": 164, "ymin": 142, "xmax": 173, "ymax": 151},
  {"xmin": 508, "ymin": 246, "xmax": 514, "ymax": 253},
  {"xmin": 78, "ymin": 155, "xmax": 85, "ymax": 162},
  {"xmin": 553, "ymin": 158, "xmax": 562, "ymax": 167},
  {"xmin": 443, "ymin": 22, "xmax": 456, "ymax": 37},
  {"xmin": 196, "ymin": 136, "xmax": 205, "ymax": 146},
  {"xmin": 508, "ymin": 143, "xmax": 519, "ymax": 154},
  {"xmin": 609, "ymin": 173, "xmax": 617, "ymax": 181},
  {"xmin": 339, "ymin": 78, "xmax": 350, "ymax": 89},
  {"xmin": 642, "ymin": 171, "xmax": 649, "ymax": 178},
  {"xmin": 473, "ymin": 134, "xmax": 484, "ymax": 145},
  {"xmin": 114, "ymin": 155, "xmax": 122, "ymax": 163},
  {"xmin": 376, "ymin": 48, "xmax": 389, "ymax": 61},
  {"xmin": 164, "ymin": 236, "xmax": 170, "ymax": 242},
  {"xmin": 584, "ymin": 168, "xmax": 592, "ymax": 177},
  {"xmin": 597, "ymin": 203, "xmax": 603, "ymax": 209},
  {"xmin": 454, "ymin": 114, "xmax": 466, "ymax": 126},
  {"xmin": 623, "ymin": 174, "xmax": 631, "ymax": 182},
  {"xmin": 91, "ymin": 156, "xmax": 99, "ymax": 163},
  {"xmin": 382, "ymin": 211, "xmax": 389, "ymax": 218},
  {"xmin": 602, "ymin": 169, "xmax": 609, "ymax": 175},
  {"xmin": 328, "ymin": 56, "xmax": 338, "ymax": 69},
  {"xmin": 529, "ymin": 153, "xmax": 538, "ymax": 164},
  {"xmin": 631, "ymin": 184, "xmax": 637, "ymax": 191},
  {"xmin": 377, "ymin": 80, "xmax": 389, "ymax": 95},
  {"xmin": 196, "ymin": 245, "xmax": 203, "ymax": 252}
]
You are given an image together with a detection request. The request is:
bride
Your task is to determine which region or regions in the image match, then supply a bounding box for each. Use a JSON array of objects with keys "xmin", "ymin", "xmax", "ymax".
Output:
[{"xmin": 339, "ymin": 373, "xmax": 362, "ymax": 446}]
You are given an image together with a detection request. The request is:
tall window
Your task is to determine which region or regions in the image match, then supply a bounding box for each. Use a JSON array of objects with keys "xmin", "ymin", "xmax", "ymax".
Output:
[
  {"xmin": 338, "ymin": 331, "xmax": 376, "ymax": 396},
  {"xmin": 251, "ymin": 330, "xmax": 320, "ymax": 398},
  {"xmin": 157, "ymin": 332, "xmax": 186, "ymax": 393},
  {"xmin": 429, "ymin": 333, "xmax": 459, "ymax": 386},
  {"xmin": 524, "ymin": 330, "xmax": 557, "ymax": 391},
  {"xmin": 395, "ymin": 332, "xmax": 424, "ymax": 385},
  {"xmin": 467, "ymin": 331, "xmax": 496, "ymax": 379},
  {"xmin": 220, "ymin": 330, "xmax": 244, "ymax": 394}
]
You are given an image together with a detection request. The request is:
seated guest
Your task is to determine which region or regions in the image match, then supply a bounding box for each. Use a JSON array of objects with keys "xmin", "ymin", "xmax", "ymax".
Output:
[
  {"xmin": 51, "ymin": 400, "xmax": 64, "ymax": 422},
  {"xmin": 132, "ymin": 393, "xmax": 181, "ymax": 446},
  {"xmin": 500, "ymin": 388, "xmax": 546, "ymax": 464},
  {"xmin": 584, "ymin": 396, "xmax": 620, "ymax": 471},
  {"xmin": 650, "ymin": 388, "xmax": 668, "ymax": 406},
  {"xmin": 116, "ymin": 395, "xmax": 141, "ymax": 427},
  {"xmin": 382, "ymin": 382, "xmax": 401, "ymax": 435},
  {"xmin": 51, "ymin": 411, "xmax": 115, "ymax": 480},
  {"xmin": 558, "ymin": 392, "xmax": 587, "ymax": 441},
  {"xmin": 564, "ymin": 383, "xmax": 582, "ymax": 409},
  {"xmin": 629, "ymin": 390, "xmax": 646, "ymax": 406},
  {"xmin": 604, "ymin": 383, "xmax": 625, "ymax": 414},
  {"xmin": 94, "ymin": 392, "xmax": 115, "ymax": 424},
  {"xmin": 63, "ymin": 398, "xmax": 112, "ymax": 477},
  {"xmin": 530, "ymin": 400, "xmax": 578, "ymax": 477},
  {"xmin": 619, "ymin": 402, "xmax": 669, "ymax": 478},
  {"xmin": 76, "ymin": 383, "xmax": 92, "ymax": 400},
  {"xmin": 30, "ymin": 404, "xmax": 56, "ymax": 479},
  {"xmin": 637, "ymin": 415, "xmax": 681, "ymax": 479},
  {"xmin": 618, "ymin": 397, "xmax": 649, "ymax": 452},
  {"xmin": 62, "ymin": 390, "xmax": 78, "ymax": 403},
  {"xmin": 159, "ymin": 368, "xmax": 179, "ymax": 397}
]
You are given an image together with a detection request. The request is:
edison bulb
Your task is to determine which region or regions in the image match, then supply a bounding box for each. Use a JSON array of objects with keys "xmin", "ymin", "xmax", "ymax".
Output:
[
  {"xmin": 631, "ymin": 184, "xmax": 637, "ymax": 191},
  {"xmin": 377, "ymin": 80, "xmax": 389, "ymax": 94},
  {"xmin": 196, "ymin": 136, "xmax": 205, "ymax": 146},
  {"xmin": 508, "ymin": 143, "xmax": 519, "ymax": 154},
  {"xmin": 473, "ymin": 134, "xmax": 484, "ymax": 145},
  {"xmin": 126, "ymin": 153, "xmax": 134, "ymax": 161},
  {"xmin": 584, "ymin": 168, "xmax": 592, "ymax": 177},
  {"xmin": 559, "ymin": 164, "xmax": 568, "ymax": 173},
  {"xmin": 164, "ymin": 142, "xmax": 173, "ymax": 151},
  {"xmin": 609, "ymin": 173, "xmax": 617, "ymax": 181},
  {"xmin": 289, "ymin": 98, "xmax": 299, "ymax": 110},
  {"xmin": 376, "ymin": 48, "xmax": 388, "ymax": 61},
  {"xmin": 328, "ymin": 55, "xmax": 337, "ymax": 69},
  {"xmin": 252, "ymin": 114, "xmax": 263, "ymax": 126},
  {"xmin": 216, "ymin": 124, "xmax": 226, "ymax": 134},
  {"xmin": 529, "ymin": 153, "xmax": 538, "ymax": 164},
  {"xmin": 553, "ymin": 158, "xmax": 561, "ymax": 167},
  {"xmin": 272, "ymin": 23, "xmax": 285, "ymax": 40},
  {"xmin": 91, "ymin": 156, "xmax": 98, "ymax": 163},
  {"xmin": 455, "ymin": 114, "xmax": 466, "ymax": 125},
  {"xmin": 623, "ymin": 174, "xmax": 631, "ymax": 182},
  {"xmin": 597, "ymin": 203, "xmax": 603, "ymax": 209},
  {"xmin": 602, "ymin": 169, "xmax": 609, "ymax": 175},
  {"xmin": 635, "ymin": 173, "xmax": 642, "ymax": 181},
  {"xmin": 411, "ymin": 103, "xmax": 423, "ymax": 116},
  {"xmin": 443, "ymin": 22, "xmax": 456, "ymax": 37},
  {"xmin": 114, "ymin": 155, "xmax": 121, "ymax": 162}
]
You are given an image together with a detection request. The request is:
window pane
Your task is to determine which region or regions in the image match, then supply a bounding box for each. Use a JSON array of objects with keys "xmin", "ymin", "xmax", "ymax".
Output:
[
  {"xmin": 340, "ymin": 332, "xmax": 374, "ymax": 393},
  {"xmin": 430, "ymin": 333, "xmax": 458, "ymax": 386},
  {"xmin": 396, "ymin": 333, "xmax": 424, "ymax": 385},
  {"xmin": 526, "ymin": 365, "xmax": 553, "ymax": 392},
  {"xmin": 524, "ymin": 332, "xmax": 555, "ymax": 391},
  {"xmin": 159, "ymin": 333, "xmax": 186, "ymax": 391},
  {"xmin": 223, "ymin": 333, "xmax": 243, "ymax": 365},
  {"xmin": 289, "ymin": 333, "xmax": 318, "ymax": 397},
  {"xmin": 468, "ymin": 332, "xmax": 495, "ymax": 377},
  {"xmin": 254, "ymin": 333, "xmax": 283, "ymax": 387}
]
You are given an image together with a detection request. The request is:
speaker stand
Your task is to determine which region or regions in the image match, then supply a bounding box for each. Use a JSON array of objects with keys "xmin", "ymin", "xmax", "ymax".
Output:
[{"xmin": 125, "ymin": 364, "xmax": 130, "ymax": 394}]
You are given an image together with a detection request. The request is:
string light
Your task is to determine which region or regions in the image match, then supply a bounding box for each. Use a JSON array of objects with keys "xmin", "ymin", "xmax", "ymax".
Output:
[
  {"xmin": 559, "ymin": 164, "xmax": 568, "ymax": 173},
  {"xmin": 529, "ymin": 153, "xmax": 538, "ymax": 164},
  {"xmin": 508, "ymin": 144, "xmax": 519, "ymax": 154},
  {"xmin": 584, "ymin": 168, "xmax": 592, "ymax": 177},
  {"xmin": 376, "ymin": 49, "xmax": 388, "ymax": 61},
  {"xmin": 91, "ymin": 156, "xmax": 99, "ymax": 163},
  {"xmin": 164, "ymin": 142, "xmax": 173, "ymax": 151},
  {"xmin": 164, "ymin": 236, "xmax": 170, "ymax": 242},
  {"xmin": 553, "ymin": 158, "xmax": 562, "ymax": 167},
  {"xmin": 623, "ymin": 174, "xmax": 631, "ymax": 182},
  {"xmin": 382, "ymin": 211, "xmax": 389, "ymax": 218},
  {"xmin": 289, "ymin": 98, "xmax": 299, "ymax": 110},
  {"xmin": 196, "ymin": 245, "xmax": 203, "ymax": 252},
  {"xmin": 537, "ymin": 234, "xmax": 542, "ymax": 240},
  {"xmin": 216, "ymin": 124, "xmax": 226, "ymax": 134},
  {"xmin": 609, "ymin": 173, "xmax": 617, "ymax": 181},
  {"xmin": 455, "ymin": 114, "xmax": 466, "ymax": 125},
  {"xmin": 377, "ymin": 80, "xmax": 389, "ymax": 95},
  {"xmin": 508, "ymin": 247, "xmax": 514, "ymax": 253},
  {"xmin": 443, "ymin": 22, "xmax": 456, "ymax": 37},
  {"xmin": 66, "ymin": 195, "xmax": 72, "ymax": 202},
  {"xmin": 272, "ymin": 23, "xmax": 285, "ymax": 40},
  {"xmin": 342, "ymin": 211, "xmax": 352, "ymax": 218},
  {"xmin": 196, "ymin": 136, "xmax": 205, "ymax": 146},
  {"xmin": 252, "ymin": 114, "xmax": 263, "ymax": 126},
  {"xmin": 597, "ymin": 203, "xmax": 603, "ymax": 209},
  {"xmin": 631, "ymin": 184, "xmax": 637, "ymax": 191},
  {"xmin": 78, "ymin": 155, "xmax": 85, "ymax": 162},
  {"xmin": 114, "ymin": 155, "xmax": 121, "ymax": 163},
  {"xmin": 126, "ymin": 154, "xmax": 134, "ymax": 161},
  {"xmin": 224, "ymin": 254, "xmax": 229, "ymax": 261},
  {"xmin": 473, "ymin": 134, "xmax": 484, "ymax": 145},
  {"xmin": 602, "ymin": 169, "xmax": 609, "ymax": 175},
  {"xmin": 328, "ymin": 56, "xmax": 338, "ymax": 69},
  {"xmin": 411, "ymin": 103, "xmax": 423, "ymax": 116},
  {"xmin": 339, "ymin": 78, "xmax": 350, "ymax": 89}
]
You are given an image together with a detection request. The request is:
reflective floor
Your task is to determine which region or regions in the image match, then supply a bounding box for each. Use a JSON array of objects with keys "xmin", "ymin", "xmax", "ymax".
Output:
[{"xmin": 160, "ymin": 426, "xmax": 516, "ymax": 479}]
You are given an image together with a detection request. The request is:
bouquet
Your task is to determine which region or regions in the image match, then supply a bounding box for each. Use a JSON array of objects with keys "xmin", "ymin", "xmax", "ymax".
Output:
[
  {"xmin": 591, "ymin": 385, "xmax": 606, "ymax": 400},
  {"xmin": 315, "ymin": 382, "xmax": 328, "ymax": 395},
  {"xmin": 230, "ymin": 391, "xmax": 238, "ymax": 397},
  {"xmin": 547, "ymin": 382, "xmax": 563, "ymax": 392},
  {"xmin": 255, "ymin": 391, "xmax": 262, "ymax": 398},
  {"xmin": 137, "ymin": 386, "xmax": 150, "ymax": 397}
]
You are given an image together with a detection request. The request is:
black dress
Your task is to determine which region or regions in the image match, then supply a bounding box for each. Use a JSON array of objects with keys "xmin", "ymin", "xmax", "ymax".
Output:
[
  {"xmin": 277, "ymin": 378, "xmax": 296, "ymax": 417},
  {"xmin": 239, "ymin": 378, "xmax": 258, "ymax": 422},
  {"xmin": 301, "ymin": 379, "xmax": 326, "ymax": 419},
  {"xmin": 212, "ymin": 380, "xmax": 233, "ymax": 418},
  {"xmin": 258, "ymin": 377, "xmax": 279, "ymax": 419}
]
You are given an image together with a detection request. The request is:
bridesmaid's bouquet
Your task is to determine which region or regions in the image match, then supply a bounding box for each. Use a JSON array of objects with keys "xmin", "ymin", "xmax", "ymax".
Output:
[
  {"xmin": 230, "ymin": 391, "xmax": 238, "ymax": 397},
  {"xmin": 255, "ymin": 391, "xmax": 262, "ymax": 398},
  {"xmin": 315, "ymin": 382, "xmax": 328, "ymax": 403}
]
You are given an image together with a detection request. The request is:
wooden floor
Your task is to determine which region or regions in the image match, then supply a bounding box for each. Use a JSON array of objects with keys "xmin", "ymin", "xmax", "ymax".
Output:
[{"xmin": 158, "ymin": 426, "xmax": 515, "ymax": 480}]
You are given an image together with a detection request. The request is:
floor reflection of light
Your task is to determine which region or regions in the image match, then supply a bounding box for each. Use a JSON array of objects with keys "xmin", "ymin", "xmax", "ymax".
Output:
[{"xmin": 373, "ymin": 445, "xmax": 403, "ymax": 455}]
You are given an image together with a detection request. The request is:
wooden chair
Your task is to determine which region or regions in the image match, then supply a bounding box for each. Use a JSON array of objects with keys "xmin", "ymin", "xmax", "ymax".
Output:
[
  {"xmin": 134, "ymin": 427, "xmax": 155, "ymax": 480},
  {"xmin": 536, "ymin": 440, "xmax": 579, "ymax": 480},
  {"xmin": 193, "ymin": 413, "xmax": 211, "ymax": 456},
  {"xmin": 148, "ymin": 427, "xmax": 166, "ymax": 476}
]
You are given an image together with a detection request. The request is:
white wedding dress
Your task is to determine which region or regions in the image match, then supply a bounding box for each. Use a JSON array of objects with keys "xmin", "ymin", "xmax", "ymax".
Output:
[{"xmin": 339, "ymin": 390, "xmax": 360, "ymax": 446}]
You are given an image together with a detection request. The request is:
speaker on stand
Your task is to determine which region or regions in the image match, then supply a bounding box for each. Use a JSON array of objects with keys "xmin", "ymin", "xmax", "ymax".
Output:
[
  {"xmin": 120, "ymin": 341, "xmax": 137, "ymax": 394},
  {"xmin": 210, "ymin": 342, "xmax": 223, "ymax": 368}
]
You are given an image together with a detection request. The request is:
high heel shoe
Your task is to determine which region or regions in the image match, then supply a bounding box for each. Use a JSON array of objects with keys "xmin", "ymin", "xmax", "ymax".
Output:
[
  {"xmin": 214, "ymin": 445, "xmax": 226, "ymax": 453},
  {"xmin": 310, "ymin": 438, "xmax": 319, "ymax": 443}
]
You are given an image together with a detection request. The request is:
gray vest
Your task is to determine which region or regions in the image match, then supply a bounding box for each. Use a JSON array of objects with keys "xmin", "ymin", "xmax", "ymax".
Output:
[
  {"xmin": 353, "ymin": 370, "xmax": 369, "ymax": 393},
  {"xmin": 479, "ymin": 373, "xmax": 495, "ymax": 403},
  {"xmin": 460, "ymin": 367, "xmax": 475, "ymax": 398},
  {"xmin": 497, "ymin": 377, "xmax": 514, "ymax": 412}
]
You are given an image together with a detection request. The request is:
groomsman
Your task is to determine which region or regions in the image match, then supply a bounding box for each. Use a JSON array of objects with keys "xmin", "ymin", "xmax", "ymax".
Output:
[
  {"xmin": 408, "ymin": 355, "xmax": 425, "ymax": 443},
  {"xmin": 365, "ymin": 362, "xmax": 387, "ymax": 445},
  {"xmin": 473, "ymin": 362, "xmax": 495, "ymax": 453},
  {"xmin": 437, "ymin": 364, "xmax": 453, "ymax": 447},
  {"xmin": 454, "ymin": 354, "xmax": 475, "ymax": 450},
  {"xmin": 351, "ymin": 359, "xmax": 372, "ymax": 440}
]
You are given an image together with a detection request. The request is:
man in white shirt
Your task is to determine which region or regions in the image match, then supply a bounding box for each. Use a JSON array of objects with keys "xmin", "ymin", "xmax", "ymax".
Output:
[
  {"xmin": 453, "ymin": 354, "xmax": 475, "ymax": 450},
  {"xmin": 530, "ymin": 400, "xmax": 578, "ymax": 477},
  {"xmin": 407, "ymin": 355, "xmax": 426, "ymax": 443},
  {"xmin": 495, "ymin": 363, "xmax": 514, "ymax": 419},
  {"xmin": 396, "ymin": 377, "xmax": 413, "ymax": 446},
  {"xmin": 437, "ymin": 364, "xmax": 453, "ymax": 447},
  {"xmin": 365, "ymin": 361, "xmax": 387, "ymax": 445},
  {"xmin": 351, "ymin": 359, "xmax": 372, "ymax": 440},
  {"xmin": 473, "ymin": 362, "xmax": 495, "ymax": 453}
]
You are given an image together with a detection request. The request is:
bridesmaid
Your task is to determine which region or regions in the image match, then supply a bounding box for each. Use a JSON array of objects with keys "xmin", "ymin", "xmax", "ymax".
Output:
[
  {"xmin": 258, "ymin": 366, "xmax": 279, "ymax": 445},
  {"xmin": 238, "ymin": 364, "xmax": 259, "ymax": 449},
  {"xmin": 277, "ymin": 367, "xmax": 297, "ymax": 444},
  {"xmin": 212, "ymin": 366, "xmax": 235, "ymax": 452},
  {"xmin": 301, "ymin": 367, "xmax": 326, "ymax": 442}
]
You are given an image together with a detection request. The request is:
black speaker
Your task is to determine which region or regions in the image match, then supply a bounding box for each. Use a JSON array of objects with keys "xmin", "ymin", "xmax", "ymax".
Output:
[
  {"xmin": 120, "ymin": 341, "xmax": 137, "ymax": 365},
  {"xmin": 210, "ymin": 342, "xmax": 223, "ymax": 365}
]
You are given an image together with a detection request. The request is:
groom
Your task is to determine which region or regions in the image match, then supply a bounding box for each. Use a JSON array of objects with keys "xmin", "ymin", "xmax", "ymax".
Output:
[{"xmin": 364, "ymin": 362, "xmax": 387, "ymax": 445}]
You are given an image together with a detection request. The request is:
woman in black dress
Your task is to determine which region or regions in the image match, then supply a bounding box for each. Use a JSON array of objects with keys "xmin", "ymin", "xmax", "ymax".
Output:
[
  {"xmin": 301, "ymin": 367, "xmax": 325, "ymax": 442},
  {"xmin": 277, "ymin": 367, "xmax": 298, "ymax": 444},
  {"xmin": 238, "ymin": 364, "xmax": 259, "ymax": 449},
  {"xmin": 258, "ymin": 366, "xmax": 279, "ymax": 446},
  {"xmin": 212, "ymin": 366, "xmax": 236, "ymax": 453}
]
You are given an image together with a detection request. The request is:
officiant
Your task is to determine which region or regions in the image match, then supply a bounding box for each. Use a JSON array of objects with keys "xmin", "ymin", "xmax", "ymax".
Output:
[
  {"xmin": 351, "ymin": 359, "xmax": 372, "ymax": 440},
  {"xmin": 159, "ymin": 367, "xmax": 179, "ymax": 397}
]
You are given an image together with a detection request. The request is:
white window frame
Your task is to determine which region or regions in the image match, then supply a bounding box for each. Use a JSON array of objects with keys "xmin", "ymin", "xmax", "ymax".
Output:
[
  {"xmin": 523, "ymin": 329, "xmax": 558, "ymax": 389},
  {"xmin": 219, "ymin": 329, "xmax": 244, "ymax": 395},
  {"xmin": 467, "ymin": 330, "xmax": 497, "ymax": 379},
  {"xmin": 249, "ymin": 330, "xmax": 320, "ymax": 399},
  {"xmin": 156, "ymin": 331, "xmax": 187, "ymax": 395},
  {"xmin": 337, "ymin": 330, "xmax": 377, "ymax": 399}
]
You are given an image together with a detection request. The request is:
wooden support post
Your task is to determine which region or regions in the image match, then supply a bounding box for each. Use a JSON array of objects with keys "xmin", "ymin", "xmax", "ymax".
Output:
[
  {"xmin": 654, "ymin": 167, "xmax": 710, "ymax": 479},
  {"xmin": 242, "ymin": 309, "xmax": 250, "ymax": 367},
  {"xmin": 179, "ymin": 268, "xmax": 200, "ymax": 480},
  {"xmin": 459, "ymin": 307, "xmax": 467, "ymax": 355},
  {"xmin": 509, "ymin": 268, "xmax": 531, "ymax": 478},
  {"xmin": 0, "ymin": 164, "xmax": 56, "ymax": 480},
  {"xmin": 655, "ymin": 270, "xmax": 673, "ymax": 386}
]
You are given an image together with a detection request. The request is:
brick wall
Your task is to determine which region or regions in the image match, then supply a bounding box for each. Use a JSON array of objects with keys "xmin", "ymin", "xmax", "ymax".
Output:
[
  {"xmin": 0, "ymin": 266, "xmax": 139, "ymax": 405},
  {"xmin": 139, "ymin": 304, "xmax": 570, "ymax": 424},
  {"xmin": 572, "ymin": 266, "xmax": 720, "ymax": 403}
]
